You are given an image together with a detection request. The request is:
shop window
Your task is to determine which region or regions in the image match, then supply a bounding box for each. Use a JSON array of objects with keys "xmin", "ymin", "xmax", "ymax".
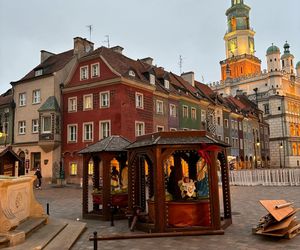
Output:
[{"xmin": 70, "ymin": 163, "xmax": 78, "ymax": 175}]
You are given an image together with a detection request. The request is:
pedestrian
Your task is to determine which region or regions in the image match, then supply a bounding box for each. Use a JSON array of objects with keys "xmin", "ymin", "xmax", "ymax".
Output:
[{"xmin": 35, "ymin": 165, "xmax": 42, "ymax": 189}]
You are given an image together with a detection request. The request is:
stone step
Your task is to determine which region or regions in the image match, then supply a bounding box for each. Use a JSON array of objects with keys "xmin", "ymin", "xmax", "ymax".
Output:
[
  {"xmin": 16, "ymin": 216, "xmax": 48, "ymax": 237},
  {"xmin": 0, "ymin": 236, "xmax": 9, "ymax": 249},
  {"xmin": 44, "ymin": 220, "xmax": 86, "ymax": 250},
  {"xmin": 6, "ymin": 218, "xmax": 67, "ymax": 250}
]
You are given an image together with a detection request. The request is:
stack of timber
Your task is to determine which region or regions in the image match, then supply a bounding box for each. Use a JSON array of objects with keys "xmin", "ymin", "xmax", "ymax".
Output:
[{"xmin": 253, "ymin": 200, "xmax": 300, "ymax": 239}]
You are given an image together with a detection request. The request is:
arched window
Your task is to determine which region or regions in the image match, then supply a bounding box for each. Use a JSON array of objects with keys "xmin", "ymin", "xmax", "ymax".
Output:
[
  {"xmin": 290, "ymin": 123, "xmax": 295, "ymax": 136},
  {"xmin": 292, "ymin": 143, "xmax": 297, "ymax": 156}
]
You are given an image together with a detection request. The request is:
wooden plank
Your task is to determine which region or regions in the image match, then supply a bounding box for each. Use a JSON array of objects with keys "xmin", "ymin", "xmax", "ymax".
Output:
[
  {"xmin": 263, "ymin": 215, "xmax": 295, "ymax": 233},
  {"xmin": 259, "ymin": 200, "xmax": 294, "ymax": 221}
]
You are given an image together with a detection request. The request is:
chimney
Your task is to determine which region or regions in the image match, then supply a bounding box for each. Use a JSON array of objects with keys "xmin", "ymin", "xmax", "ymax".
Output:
[
  {"xmin": 41, "ymin": 50, "xmax": 55, "ymax": 63},
  {"xmin": 140, "ymin": 57, "xmax": 153, "ymax": 66},
  {"xmin": 73, "ymin": 37, "xmax": 94, "ymax": 58},
  {"xmin": 111, "ymin": 46, "xmax": 124, "ymax": 54},
  {"xmin": 181, "ymin": 71, "xmax": 195, "ymax": 87}
]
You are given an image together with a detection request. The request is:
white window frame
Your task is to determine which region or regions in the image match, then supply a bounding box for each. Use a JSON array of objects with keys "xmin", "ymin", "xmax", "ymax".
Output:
[
  {"xmin": 35, "ymin": 69, "xmax": 43, "ymax": 77},
  {"xmin": 164, "ymin": 79, "xmax": 169, "ymax": 89},
  {"xmin": 32, "ymin": 89, "xmax": 41, "ymax": 104},
  {"xmin": 80, "ymin": 65, "xmax": 89, "ymax": 80},
  {"xmin": 83, "ymin": 94, "xmax": 93, "ymax": 111},
  {"xmin": 19, "ymin": 121, "xmax": 26, "ymax": 135},
  {"xmin": 201, "ymin": 110, "xmax": 206, "ymax": 121},
  {"xmin": 225, "ymin": 137, "xmax": 229, "ymax": 144},
  {"xmin": 19, "ymin": 93, "xmax": 26, "ymax": 107},
  {"xmin": 191, "ymin": 107, "xmax": 197, "ymax": 120},
  {"xmin": 170, "ymin": 128, "xmax": 177, "ymax": 131},
  {"xmin": 135, "ymin": 92, "xmax": 144, "ymax": 109},
  {"xmin": 100, "ymin": 91, "xmax": 110, "ymax": 108},
  {"xmin": 68, "ymin": 97, "xmax": 77, "ymax": 112},
  {"xmin": 169, "ymin": 104, "xmax": 177, "ymax": 117},
  {"xmin": 150, "ymin": 74, "xmax": 155, "ymax": 85},
  {"xmin": 157, "ymin": 126, "xmax": 164, "ymax": 132},
  {"xmin": 183, "ymin": 105, "xmax": 189, "ymax": 118},
  {"xmin": 67, "ymin": 124, "xmax": 78, "ymax": 143},
  {"xmin": 156, "ymin": 100, "xmax": 164, "ymax": 114},
  {"xmin": 91, "ymin": 63, "xmax": 100, "ymax": 78},
  {"xmin": 41, "ymin": 116, "xmax": 52, "ymax": 134},
  {"xmin": 135, "ymin": 121, "xmax": 145, "ymax": 137},
  {"xmin": 32, "ymin": 119, "xmax": 39, "ymax": 134},
  {"xmin": 99, "ymin": 120, "xmax": 111, "ymax": 139},
  {"xmin": 83, "ymin": 122, "xmax": 93, "ymax": 141}
]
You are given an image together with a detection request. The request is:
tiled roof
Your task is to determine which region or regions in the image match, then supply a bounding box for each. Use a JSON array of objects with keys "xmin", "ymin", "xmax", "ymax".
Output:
[
  {"xmin": 38, "ymin": 96, "xmax": 60, "ymax": 112},
  {"xmin": 79, "ymin": 135, "xmax": 131, "ymax": 154},
  {"xmin": 13, "ymin": 50, "xmax": 74, "ymax": 83},
  {"xmin": 127, "ymin": 131, "xmax": 229, "ymax": 149},
  {"xmin": 0, "ymin": 89, "xmax": 13, "ymax": 106},
  {"xmin": 0, "ymin": 146, "xmax": 22, "ymax": 161}
]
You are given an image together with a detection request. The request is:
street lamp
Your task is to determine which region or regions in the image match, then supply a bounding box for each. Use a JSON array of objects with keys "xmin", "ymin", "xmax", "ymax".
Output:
[{"xmin": 279, "ymin": 142, "xmax": 283, "ymax": 168}]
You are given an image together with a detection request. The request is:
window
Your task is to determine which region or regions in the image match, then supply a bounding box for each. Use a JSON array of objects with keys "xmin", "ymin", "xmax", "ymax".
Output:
[
  {"xmin": 88, "ymin": 161, "xmax": 94, "ymax": 175},
  {"xmin": 240, "ymin": 139, "xmax": 243, "ymax": 149},
  {"xmin": 135, "ymin": 121, "xmax": 145, "ymax": 136},
  {"xmin": 32, "ymin": 119, "xmax": 39, "ymax": 133},
  {"xmin": 100, "ymin": 91, "xmax": 110, "ymax": 108},
  {"xmin": 183, "ymin": 105, "xmax": 188, "ymax": 118},
  {"xmin": 169, "ymin": 104, "xmax": 177, "ymax": 117},
  {"xmin": 129, "ymin": 70, "xmax": 136, "ymax": 77},
  {"xmin": 19, "ymin": 121, "xmax": 26, "ymax": 134},
  {"xmin": 218, "ymin": 135, "xmax": 222, "ymax": 141},
  {"xmin": 42, "ymin": 116, "xmax": 51, "ymax": 133},
  {"xmin": 170, "ymin": 128, "xmax": 177, "ymax": 131},
  {"xmin": 35, "ymin": 69, "xmax": 43, "ymax": 77},
  {"xmin": 225, "ymin": 137, "xmax": 229, "ymax": 144},
  {"xmin": 68, "ymin": 97, "xmax": 77, "ymax": 112},
  {"xmin": 239, "ymin": 122, "xmax": 242, "ymax": 131},
  {"xmin": 224, "ymin": 119, "xmax": 229, "ymax": 128},
  {"xmin": 264, "ymin": 104, "xmax": 270, "ymax": 115},
  {"xmin": 83, "ymin": 123, "xmax": 93, "ymax": 141},
  {"xmin": 70, "ymin": 163, "xmax": 78, "ymax": 175},
  {"xmin": 231, "ymin": 120, "xmax": 235, "ymax": 129},
  {"xmin": 217, "ymin": 117, "xmax": 221, "ymax": 126},
  {"xmin": 201, "ymin": 110, "xmax": 206, "ymax": 121},
  {"xmin": 164, "ymin": 80, "xmax": 169, "ymax": 89},
  {"xmin": 83, "ymin": 94, "xmax": 93, "ymax": 110},
  {"xmin": 1, "ymin": 121, "xmax": 8, "ymax": 136},
  {"xmin": 80, "ymin": 66, "xmax": 89, "ymax": 80},
  {"xmin": 157, "ymin": 126, "xmax": 164, "ymax": 132},
  {"xmin": 68, "ymin": 124, "xmax": 77, "ymax": 142},
  {"xmin": 135, "ymin": 92, "xmax": 144, "ymax": 109},
  {"xmin": 100, "ymin": 120, "xmax": 110, "ymax": 139},
  {"xmin": 91, "ymin": 63, "xmax": 99, "ymax": 77},
  {"xmin": 156, "ymin": 100, "xmax": 164, "ymax": 114},
  {"xmin": 191, "ymin": 108, "xmax": 197, "ymax": 120},
  {"xmin": 19, "ymin": 93, "xmax": 26, "ymax": 106},
  {"xmin": 150, "ymin": 74, "xmax": 155, "ymax": 85},
  {"xmin": 32, "ymin": 90, "xmax": 41, "ymax": 104}
]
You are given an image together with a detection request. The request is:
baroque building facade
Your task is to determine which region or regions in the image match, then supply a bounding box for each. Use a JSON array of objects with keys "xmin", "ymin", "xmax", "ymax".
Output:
[{"xmin": 212, "ymin": 0, "xmax": 300, "ymax": 168}]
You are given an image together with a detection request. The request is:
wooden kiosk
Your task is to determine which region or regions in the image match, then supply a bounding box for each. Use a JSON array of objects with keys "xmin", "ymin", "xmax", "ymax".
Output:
[
  {"xmin": 126, "ymin": 131, "xmax": 232, "ymax": 235},
  {"xmin": 79, "ymin": 136, "xmax": 131, "ymax": 220}
]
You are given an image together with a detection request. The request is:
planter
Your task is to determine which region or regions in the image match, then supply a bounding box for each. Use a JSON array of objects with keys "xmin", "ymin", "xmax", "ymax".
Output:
[{"xmin": 92, "ymin": 193, "xmax": 128, "ymax": 208}]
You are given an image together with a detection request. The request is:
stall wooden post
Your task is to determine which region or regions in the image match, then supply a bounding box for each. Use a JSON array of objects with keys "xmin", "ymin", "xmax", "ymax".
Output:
[
  {"xmin": 209, "ymin": 151, "xmax": 221, "ymax": 230},
  {"xmin": 102, "ymin": 154, "xmax": 111, "ymax": 220},
  {"xmin": 154, "ymin": 147, "xmax": 166, "ymax": 232},
  {"xmin": 82, "ymin": 153, "xmax": 90, "ymax": 217}
]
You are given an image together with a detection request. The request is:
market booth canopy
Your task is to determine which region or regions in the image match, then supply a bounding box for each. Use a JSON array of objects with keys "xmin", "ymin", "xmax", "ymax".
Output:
[
  {"xmin": 79, "ymin": 136, "xmax": 131, "ymax": 220},
  {"xmin": 126, "ymin": 131, "xmax": 232, "ymax": 235}
]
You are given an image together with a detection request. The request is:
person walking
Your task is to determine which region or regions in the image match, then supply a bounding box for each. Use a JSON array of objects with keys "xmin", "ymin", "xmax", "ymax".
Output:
[{"xmin": 35, "ymin": 166, "xmax": 42, "ymax": 189}]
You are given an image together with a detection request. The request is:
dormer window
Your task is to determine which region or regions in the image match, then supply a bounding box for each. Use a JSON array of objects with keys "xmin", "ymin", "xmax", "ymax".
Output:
[
  {"xmin": 80, "ymin": 66, "xmax": 89, "ymax": 80},
  {"xmin": 35, "ymin": 69, "xmax": 43, "ymax": 77},
  {"xmin": 91, "ymin": 63, "xmax": 99, "ymax": 78},
  {"xmin": 164, "ymin": 80, "xmax": 169, "ymax": 89},
  {"xmin": 129, "ymin": 70, "xmax": 136, "ymax": 77},
  {"xmin": 150, "ymin": 74, "xmax": 155, "ymax": 85}
]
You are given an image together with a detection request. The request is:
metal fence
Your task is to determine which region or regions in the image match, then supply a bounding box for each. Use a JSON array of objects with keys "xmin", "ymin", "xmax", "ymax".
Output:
[{"xmin": 219, "ymin": 169, "xmax": 300, "ymax": 186}]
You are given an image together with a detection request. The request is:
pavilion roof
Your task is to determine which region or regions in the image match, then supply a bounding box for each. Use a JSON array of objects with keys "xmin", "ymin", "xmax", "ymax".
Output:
[
  {"xmin": 78, "ymin": 135, "xmax": 131, "ymax": 154},
  {"xmin": 127, "ymin": 131, "xmax": 229, "ymax": 149}
]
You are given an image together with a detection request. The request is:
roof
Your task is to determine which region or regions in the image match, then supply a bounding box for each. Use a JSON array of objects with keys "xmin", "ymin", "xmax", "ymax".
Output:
[
  {"xmin": 0, "ymin": 89, "xmax": 13, "ymax": 106},
  {"xmin": 38, "ymin": 96, "xmax": 60, "ymax": 112},
  {"xmin": 12, "ymin": 49, "xmax": 74, "ymax": 84},
  {"xmin": 79, "ymin": 135, "xmax": 131, "ymax": 154},
  {"xmin": 127, "ymin": 131, "xmax": 229, "ymax": 149},
  {"xmin": 0, "ymin": 147, "xmax": 22, "ymax": 161},
  {"xmin": 266, "ymin": 44, "xmax": 280, "ymax": 55}
]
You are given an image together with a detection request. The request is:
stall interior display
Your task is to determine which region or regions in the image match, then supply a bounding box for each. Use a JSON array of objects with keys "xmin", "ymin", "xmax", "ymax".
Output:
[{"xmin": 127, "ymin": 131, "xmax": 232, "ymax": 235}]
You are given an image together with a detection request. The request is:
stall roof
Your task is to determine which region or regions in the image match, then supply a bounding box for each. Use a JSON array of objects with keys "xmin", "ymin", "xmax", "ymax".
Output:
[
  {"xmin": 0, "ymin": 146, "xmax": 23, "ymax": 161},
  {"xmin": 78, "ymin": 135, "xmax": 131, "ymax": 154},
  {"xmin": 127, "ymin": 131, "xmax": 230, "ymax": 149}
]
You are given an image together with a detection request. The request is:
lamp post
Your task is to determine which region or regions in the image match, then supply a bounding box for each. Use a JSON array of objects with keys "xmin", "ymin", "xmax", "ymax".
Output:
[{"xmin": 279, "ymin": 142, "xmax": 283, "ymax": 168}]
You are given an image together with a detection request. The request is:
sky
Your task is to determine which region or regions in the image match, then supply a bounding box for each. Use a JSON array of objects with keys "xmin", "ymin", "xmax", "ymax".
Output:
[{"xmin": 0, "ymin": 0, "xmax": 299, "ymax": 94}]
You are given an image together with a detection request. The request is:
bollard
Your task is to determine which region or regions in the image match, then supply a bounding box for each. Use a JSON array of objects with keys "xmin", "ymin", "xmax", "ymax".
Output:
[
  {"xmin": 110, "ymin": 205, "xmax": 115, "ymax": 227},
  {"xmin": 93, "ymin": 231, "xmax": 98, "ymax": 250},
  {"xmin": 46, "ymin": 203, "xmax": 50, "ymax": 215}
]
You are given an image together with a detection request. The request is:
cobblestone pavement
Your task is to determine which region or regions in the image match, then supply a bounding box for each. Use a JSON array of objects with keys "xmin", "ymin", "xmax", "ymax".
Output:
[{"xmin": 34, "ymin": 185, "xmax": 300, "ymax": 250}]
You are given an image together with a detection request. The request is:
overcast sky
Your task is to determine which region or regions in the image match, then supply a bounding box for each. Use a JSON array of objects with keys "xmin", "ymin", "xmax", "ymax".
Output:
[{"xmin": 0, "ymin": 0, "xmax": 299, "ymax": 94}]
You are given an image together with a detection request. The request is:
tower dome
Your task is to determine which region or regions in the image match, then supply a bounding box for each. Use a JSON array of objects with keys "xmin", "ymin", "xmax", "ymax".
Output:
[
  {"xmin": 281, "ymin": 41, "xmax": 293, "ymax": 60},
  {"xmin": 296, "ymin": 61, "xmax": 300, "ymax": 77},
  {"xmin": 281, "ymin": 41, "xmax": 295, "ymax": 74},
  {"xmin": 266, "ymin": 44, "xmax": 280, "ymax": 55}
]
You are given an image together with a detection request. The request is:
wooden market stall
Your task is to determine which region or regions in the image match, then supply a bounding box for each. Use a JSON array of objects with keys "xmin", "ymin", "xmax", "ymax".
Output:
[
  {"xmin": 126, "ymin": 131, "xmax": 232, "ymax": 235},
  {"xmin": 79, "ymin": 136, "xmax": 131, "ymax": 220},
  {"xmin": 0, "ymin": 146, "xmax": 23, "ymax": 176}
]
